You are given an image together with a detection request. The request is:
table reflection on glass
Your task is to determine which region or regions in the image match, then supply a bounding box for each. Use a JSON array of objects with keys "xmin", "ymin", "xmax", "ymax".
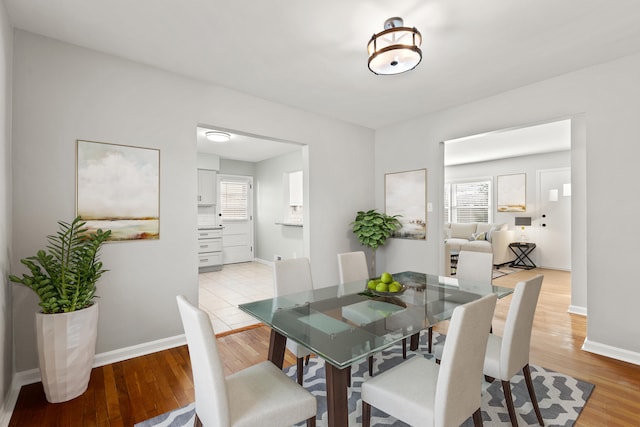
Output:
[{"xmin": 239, "ymin": 271, "xmax": 513, "ymax": 427}]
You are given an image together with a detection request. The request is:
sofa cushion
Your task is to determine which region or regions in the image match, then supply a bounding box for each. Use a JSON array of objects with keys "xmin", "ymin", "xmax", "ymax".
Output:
[
  {"xmin": 476, "ymin": 223, "xmax": 492, "ymax": 234},
  {"xmin": 449, "ymin": 223, "xmax": 477, "ymax": 239},
  {"xmin": 445, "ymin": 238, "xmax": 469, "ymax": 252},
  {"xmin": 461, "ymin": 240, "xmax": 493, "ymax": 253}
]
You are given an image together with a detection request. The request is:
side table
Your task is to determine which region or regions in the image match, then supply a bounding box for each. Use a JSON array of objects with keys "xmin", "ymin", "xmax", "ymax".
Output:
[{"xmin": 509, "ymin": 242, "xmax": 537, "ymax": 269}]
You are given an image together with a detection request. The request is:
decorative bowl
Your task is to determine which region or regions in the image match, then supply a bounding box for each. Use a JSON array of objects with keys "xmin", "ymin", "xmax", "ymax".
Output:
[{"xmin": 366, "ymin": 284, "xmax": 407, "ymax": 297}]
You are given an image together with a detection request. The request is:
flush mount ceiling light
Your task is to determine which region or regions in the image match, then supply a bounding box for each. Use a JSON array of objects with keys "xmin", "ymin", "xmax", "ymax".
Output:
[
  {"xmin": 367, "ymin": 17, "xmax": 422, "ymax": 75},
  {"xmin": 205, "ymin": 131, "xmax": 231, "ymax": 143}
]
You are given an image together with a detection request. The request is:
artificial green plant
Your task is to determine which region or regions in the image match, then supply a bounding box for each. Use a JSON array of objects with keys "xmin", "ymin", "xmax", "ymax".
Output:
[
  {"xmin": 351, "ymin": 209, "xmax": 402, "ymax": 276},
  {"xmin": 10, "ymin": 216, "xmax": 111, "ymax": 314}
]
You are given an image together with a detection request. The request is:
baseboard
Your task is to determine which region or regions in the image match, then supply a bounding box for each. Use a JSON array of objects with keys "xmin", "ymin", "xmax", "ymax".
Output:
[
  {"xmin": 568, "ymin": 305, "xmax": 587, "ymax": 316},
  {"xmin": 0, "ymin": 376, "xmax": 24, "ymax": 427},
  {"xmin": 582, "ymin": 338, "xmax": 640, "ymax": 366},
  {"xmin": 92, "ymin": 334, "xmax": 186, "ymax": 368},
  {"xmin": 10, "ymin": 335, "xmax": 187, "ymax": 387},
  {"xmin": 253, "ymin": 257, "xmax": 273, "ymax": 266}
]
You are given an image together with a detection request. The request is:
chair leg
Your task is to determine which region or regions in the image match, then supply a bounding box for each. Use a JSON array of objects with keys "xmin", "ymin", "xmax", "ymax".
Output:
[
  {"xmin": 485, "ymin": 375, "xmax": 495, "ymax": 383},
  {"xmin": 472, "ymin": 408, "xmax": 483, "ymax": 427},
  {"xmin": 368, "ymin": 355, "xmax": 374, "ymax": 376},
  {"xmin": 523, "ymin": 364, "xmax": 544, "ymax": 426},
  {"xmin": 501, "ymin": 380, "xmax": 519, "ymax": 427},
  {"xmin": 296, "ymin": 357, "xmax": 304, "ymax": 385},
  {"xmin": 306, "ymin": 416, "xmax": 316, "ymax": 427},
  {"xmin": 305, "ymin": 354, "xmax": 311, "ymax": 365},
  {"xmin": 347, "ymin": 366, "xmax": 351, "ymax": 387},
  {"xmin": 362, "ymin": 401, "xmax": 371, "ymax": 427},
  {"xmin": 428, "ymin": 327, "xmax": 433, "ymax": 353},
  {"xmin": 402, "ymin": 338, "xmax": 407, "ymax": 359},
  {"xmin": 194, "ymin": 413, "xmax": 203, "ymax": 427}
]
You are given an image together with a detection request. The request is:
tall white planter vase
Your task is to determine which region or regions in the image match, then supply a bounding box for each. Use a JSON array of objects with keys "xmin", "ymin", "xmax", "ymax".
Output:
[{"xmin": 35, "ymin": 303, "xmax": 99, "ymax": 403}]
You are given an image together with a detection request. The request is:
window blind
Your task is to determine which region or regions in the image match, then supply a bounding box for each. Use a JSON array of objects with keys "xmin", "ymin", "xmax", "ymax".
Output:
[
  {"xmin": 446, "ymin": 180, "xmax": 490, "ymax": 223},
  {"xmin": 220, "ymin": 181, "xmax": 248, "ymax": 220}
]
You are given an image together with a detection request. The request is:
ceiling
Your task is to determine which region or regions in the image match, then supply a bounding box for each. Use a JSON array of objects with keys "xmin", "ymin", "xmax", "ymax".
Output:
[
  {"xmin": 5, "ymin": 0, "xmax": 640, "ymax": 131},
  {"xmin": 196, "ymin": 126, "xmax": 302, "ymax": 162},
  {"xmin": 444, "ymin": 119, "xmax": 571, "ymax": 166}
]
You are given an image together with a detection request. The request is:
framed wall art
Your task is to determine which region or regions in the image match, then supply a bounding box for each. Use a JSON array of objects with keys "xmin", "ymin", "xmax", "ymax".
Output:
[
  {"xmin": 385, "ymin": 168, "xmax": 426, "ymax": 240},
  {"xmin": 76, "ymin": 140, "xmax": 160, "ymax": 241},
  {"xmin": 497, "ymin": 173, "xmax": 526, "ymax": 212}
]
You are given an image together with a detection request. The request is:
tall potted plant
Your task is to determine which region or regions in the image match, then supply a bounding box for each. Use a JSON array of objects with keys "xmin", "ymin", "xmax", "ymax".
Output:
[
  {"xmin": 10, "ymin": 216, "xmax": 111, "ymax": 403},
  {"xmin": 351, "ymin": 209, "xmax": 402, "ymax": 277}
]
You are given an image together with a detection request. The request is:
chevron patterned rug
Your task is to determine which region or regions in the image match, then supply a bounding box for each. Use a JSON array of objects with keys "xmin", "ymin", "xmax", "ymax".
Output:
[{"xmin": 136, "ymin": 333, "xmax": 593, "ymax": 427}]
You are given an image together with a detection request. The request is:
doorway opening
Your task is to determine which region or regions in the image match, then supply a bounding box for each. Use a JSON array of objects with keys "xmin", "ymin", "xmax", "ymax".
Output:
[
  {"xmin": 195, "ymin": 125, "xmax": 309, "ymax": 331},
  {"xmin": 442, "ymin": 118, "xmax": 574, "ymax": 296}
]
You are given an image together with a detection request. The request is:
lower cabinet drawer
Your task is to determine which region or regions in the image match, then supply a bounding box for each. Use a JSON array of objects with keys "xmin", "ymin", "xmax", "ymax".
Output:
[
  {"xmin": 198, "ymin": 238, "xmax": 222, "ymax": 253},
  {"xmin": 199, "ymin": 252, "xmax": 222, "ymax": 267}
]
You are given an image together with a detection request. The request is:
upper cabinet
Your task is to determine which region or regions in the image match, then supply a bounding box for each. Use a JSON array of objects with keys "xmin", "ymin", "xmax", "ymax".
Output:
[{"xmin": 198, "ymin": 169, "xmax": 216, "ymax": 206}]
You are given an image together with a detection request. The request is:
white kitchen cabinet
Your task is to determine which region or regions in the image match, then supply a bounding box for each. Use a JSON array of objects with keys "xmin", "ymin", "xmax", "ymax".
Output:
[
  {"xmin": 198, "ymin": 226, "xmax": 222, "ymax": 271},
  {"xmin": 197, "ymin": 169, "xmax": 216, "ymax": 206}
]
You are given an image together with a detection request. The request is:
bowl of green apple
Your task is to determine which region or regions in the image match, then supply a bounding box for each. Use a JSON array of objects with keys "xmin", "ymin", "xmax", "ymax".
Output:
[{"xmin": 366, "ymin": 271, "xmax": 406, "ymax": 296}]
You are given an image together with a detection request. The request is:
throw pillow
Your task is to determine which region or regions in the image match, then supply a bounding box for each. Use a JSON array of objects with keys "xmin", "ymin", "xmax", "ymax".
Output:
[{"xmin": 471, "ymin": 231, "xmax": 486, "ymax": 241}]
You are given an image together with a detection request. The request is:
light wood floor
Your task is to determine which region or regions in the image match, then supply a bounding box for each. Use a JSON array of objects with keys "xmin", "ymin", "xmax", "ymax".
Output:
[{"xmin": 9, "ymin": 268, "xmax": 640, "ymax": 426}]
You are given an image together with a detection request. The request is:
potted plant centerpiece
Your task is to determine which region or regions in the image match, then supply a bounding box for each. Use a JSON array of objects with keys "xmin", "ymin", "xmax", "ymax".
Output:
[
  {"xmin": 10, "ymin": 216, "xmax": 111, "ymax": 403},
  {"xmin": 351, "ymin": 209, "xmax": 402, "ymax": 277}
]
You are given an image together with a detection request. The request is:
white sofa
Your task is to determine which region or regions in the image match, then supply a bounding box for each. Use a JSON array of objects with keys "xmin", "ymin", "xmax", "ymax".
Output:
[{"xmin": 444, "ymin": 223, "xmax": 516, "ymax": 275}]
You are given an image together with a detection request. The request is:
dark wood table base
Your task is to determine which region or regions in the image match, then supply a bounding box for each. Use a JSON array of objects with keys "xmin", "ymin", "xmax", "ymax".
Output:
[{"xmin": 268, "ymin": 329, "xmax": 350, "ymax": 427}]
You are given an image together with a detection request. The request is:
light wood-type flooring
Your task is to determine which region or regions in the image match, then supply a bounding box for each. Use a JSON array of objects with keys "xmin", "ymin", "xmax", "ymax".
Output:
[{"xmin": 9, "ymin": 267, "xmax": 640, "ymax": 426}]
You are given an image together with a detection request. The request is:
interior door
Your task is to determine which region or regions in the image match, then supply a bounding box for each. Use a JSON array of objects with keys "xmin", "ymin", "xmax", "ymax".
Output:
[
  {"xmin": 536, "ymin": 168, "xmax": 571, "ymax": 270},
  {"xmin": 217, "ymin": 174, "xmax": 254, "ymax": 264}
]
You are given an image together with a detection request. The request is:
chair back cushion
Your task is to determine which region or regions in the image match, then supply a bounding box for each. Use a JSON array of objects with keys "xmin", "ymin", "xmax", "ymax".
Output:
[
  {"xmin": 456, "ymin": 251, "xmax": 494, "ymax": 284},
  {"xmin": 436, "ymin": 293, "xmax": 497, "ymax": 427},
  {"xmin": 500, "ymin": 274, "xmax": 544, "ymax": 378},
  {"xmin": 176, "ymin": 295, "xmax": 230, "ymax": 426},
  {"xmin": 273, "ymin": 257, "xmax": 313, "ymax": 296},
  {"xmin": 337, "ymin": 251, "xmax": 369, "ymax": 284}
]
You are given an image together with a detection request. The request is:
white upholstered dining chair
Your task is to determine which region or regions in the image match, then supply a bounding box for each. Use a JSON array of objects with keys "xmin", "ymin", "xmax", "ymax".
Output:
[
  {"xmin": 176, "ymin": 295, "xmax": 317, "ymax": 427},
  {"xmin": 483, "ymin": 274, "xmax": 545, "ymax": 427},
  {"xmin": 427, "ymin": 250, "xmax": 495, "ymax": 353},
  {"xmin": 361, "ymin": 293, "xmax": 497, "ymax": 427},
  {"xmin": 456, "ymin": 250, "xmax": 494, "ymax": 284},
  {"xmin": 337, "ymin": 251, "xmax": 407, "ymax": 376},
  {"xmin": 337, "ymin": 250, "xmax": 370, "ymax": 284},
  {"xmin": 273, "ymin": 257, "xmax": 314, "ymax": 385}
]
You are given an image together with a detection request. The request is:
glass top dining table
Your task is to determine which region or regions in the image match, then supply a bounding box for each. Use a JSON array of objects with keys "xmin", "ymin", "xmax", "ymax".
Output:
[{"xmin": 238, "ymin": 271, "xmax": 514, "ymax": 427}]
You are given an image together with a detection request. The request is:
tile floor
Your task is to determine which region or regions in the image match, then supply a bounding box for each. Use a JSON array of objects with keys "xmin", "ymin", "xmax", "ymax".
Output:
[{"xmin": 198, "ymin": 261, "xmax": 274, "ymax": 334}]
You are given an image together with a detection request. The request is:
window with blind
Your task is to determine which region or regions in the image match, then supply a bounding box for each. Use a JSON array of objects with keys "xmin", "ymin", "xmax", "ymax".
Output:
[
  {"xmin": 444, "ymin": 179, "xmax": 491, "ymax": 223},
  {"xmin": 220, "ymin": 181, "xmax": 249, "ymax": 220}
]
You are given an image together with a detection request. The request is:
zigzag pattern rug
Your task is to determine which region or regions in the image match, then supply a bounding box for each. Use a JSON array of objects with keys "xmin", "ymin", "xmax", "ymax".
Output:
[{"xmin": 136, "ymin": 333, "xmax": 593, "ymax": 427}]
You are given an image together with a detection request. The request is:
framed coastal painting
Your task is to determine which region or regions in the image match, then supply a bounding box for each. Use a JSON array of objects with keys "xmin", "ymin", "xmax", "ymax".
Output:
[
  {"xmin": 76, "ymin": 140, "xmax": 160, "ymax": 241},
  {"xmin": 385, "ymin": 168, "xmax": 426, "ymax": 240},
  {"xmin": 497, "ymin": 173, "xmax": 526, "ymax": 212}
]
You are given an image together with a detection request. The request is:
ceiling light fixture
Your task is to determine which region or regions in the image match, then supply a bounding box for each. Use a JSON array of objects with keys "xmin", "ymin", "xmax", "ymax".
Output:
[
  {"xmin": 367, "ymin": 17, "xmax": 422, "ymax": 75},
  {"xmin": 205, "ymin": 131, "xmax": 231, "ymax": 143}
]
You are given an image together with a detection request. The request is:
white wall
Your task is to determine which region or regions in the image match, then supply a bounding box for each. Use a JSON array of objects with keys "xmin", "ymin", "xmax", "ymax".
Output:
[
  {"xmin": 219, "ymin": 158, "xmax": 255, "ymax": 176},
  {"xmin": 376, "ymin": 51, "xmax": 640, "ymax": 363},
  {"xmin": 11, "ymin": 30, "xmax": 374, "ymax": 372},
  {"xmin": 446, "ymin": 150, "xmax": 572, "ymax": 266},
  {"xmin": 255, "ymin": 150, "xmax": 304, "ymax": 262},
  {"xmin": 0, "ymin": 1, "xmax": 12, "ymax": 410}
]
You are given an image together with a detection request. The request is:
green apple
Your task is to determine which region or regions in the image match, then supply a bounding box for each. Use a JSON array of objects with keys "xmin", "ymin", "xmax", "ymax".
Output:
[
  {"xmin": 375, "ymin": 282, "xmax": 389, "ymax": 292},
  {"xmin": 367, "ymin": 280, "xmax": 377, "ymax": 290},
  {"xmin": 389, "ymin": 282, "xmax": 402, "ymax": 293},
  {"xmin": 380, "ymin": 272, "xmax": 393, "ymax": 284}
]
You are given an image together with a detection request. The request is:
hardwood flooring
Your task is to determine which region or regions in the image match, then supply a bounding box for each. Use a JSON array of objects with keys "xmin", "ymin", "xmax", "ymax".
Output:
[{"xmin": 9, "ymin": 268, "xmax": 640, "ymax": 426}]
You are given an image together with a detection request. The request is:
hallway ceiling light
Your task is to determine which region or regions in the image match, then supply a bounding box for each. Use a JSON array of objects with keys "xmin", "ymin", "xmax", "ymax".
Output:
[
  {"xmin": 367, "ymin": 17, "xmax": 422, "ymax": 75},
  {"xmin": 205, "ymin": 131, "xmax": 231, "ymax": 143}
]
